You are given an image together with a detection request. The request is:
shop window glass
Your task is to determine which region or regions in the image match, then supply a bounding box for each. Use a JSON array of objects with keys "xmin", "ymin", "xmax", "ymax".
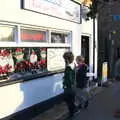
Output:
[
  {"xmin": 21, "ymin": 29, "xmax": 46, "ymax": 42},
  {"xmin": 0, "ymin": 47, "xmax": 69, "ymax": 81},
  {"xmin": 51, "ymin": 33, "xmax": 68, "ymax": 43},
  {"xmin": 0, "ymin": 26, "xmax": 15, "ymax": 42}
]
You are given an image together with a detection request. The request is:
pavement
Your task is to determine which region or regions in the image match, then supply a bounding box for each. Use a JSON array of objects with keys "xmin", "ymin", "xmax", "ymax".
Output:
[
  {"xmin": 31, "ymin": 102, "xmax": 68, "ymax": 120},
  {"xmin": 71, "ymin": 81, "xmax": 120, "ymax": 120},
  {"xmin": 31, "ymin": 82, "xmax": 106, "ymax": 120}
]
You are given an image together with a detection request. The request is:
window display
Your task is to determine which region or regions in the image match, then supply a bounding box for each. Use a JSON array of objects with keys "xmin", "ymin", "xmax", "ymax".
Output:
[
  {"xmin": 0, "ymin": 47, "xmax": 69, "ymax": 81},
  {"xmin": 0, "ymin": 47, "xmax": 47, "ymax": 80}
]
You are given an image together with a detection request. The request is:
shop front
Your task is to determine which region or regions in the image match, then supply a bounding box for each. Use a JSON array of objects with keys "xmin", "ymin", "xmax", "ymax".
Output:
[
  {"xmin": 0, "ymin": 0, "xmax": 83, "ymax": 119},
  {"xmin": 0, "ymin": 0, "xmax": 98, "ymax": 119}
]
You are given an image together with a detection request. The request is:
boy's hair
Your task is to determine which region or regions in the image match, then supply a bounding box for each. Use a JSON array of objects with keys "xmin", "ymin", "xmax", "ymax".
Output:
[
  {"xmin": 63, "ymin": 51, "xmax": 74, "ymax": 63},
  {"xmin": 76, "ymin": 56, "xmax": 84, "ymax": 62}
]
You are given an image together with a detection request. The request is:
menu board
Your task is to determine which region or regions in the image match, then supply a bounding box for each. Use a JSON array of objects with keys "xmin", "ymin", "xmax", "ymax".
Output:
[{"xmin": 47, "ymin": 48, "xmax": 68, "ymax": 71}]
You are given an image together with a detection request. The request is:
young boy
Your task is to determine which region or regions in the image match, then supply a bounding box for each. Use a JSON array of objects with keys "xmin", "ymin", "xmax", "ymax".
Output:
[
  {"xmin": 75, "ymin": 56, "xmax": 89, "ymax": 109},
  {"xmin": 63, "ymin": 51, "xmax": 77, "ymax": 117}
]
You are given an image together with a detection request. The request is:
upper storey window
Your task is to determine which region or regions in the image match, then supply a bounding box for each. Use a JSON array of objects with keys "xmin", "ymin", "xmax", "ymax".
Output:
[
  {"xmin": 21, "ymin": 29, "xmax": 46, "ymax": 42},
  {"xmin": 0, "ymin": 25, "xmax": 15, "ymax": 42}
]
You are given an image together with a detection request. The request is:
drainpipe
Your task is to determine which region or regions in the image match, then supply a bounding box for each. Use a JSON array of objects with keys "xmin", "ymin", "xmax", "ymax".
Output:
[{"xmin": 93, "ymin": 17, "xmax": 95, "ymax": 82}]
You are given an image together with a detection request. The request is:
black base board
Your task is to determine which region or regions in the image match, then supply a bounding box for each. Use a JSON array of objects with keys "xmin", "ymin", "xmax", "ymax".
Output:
[{"xmin": 2, "ymin": 93, "xmax": 64, "ymax": 120}]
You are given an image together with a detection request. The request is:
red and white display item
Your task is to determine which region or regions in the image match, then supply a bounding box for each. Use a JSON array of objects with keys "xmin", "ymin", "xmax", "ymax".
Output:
[
  {"xmin": 30, "ymin": 50, "xmax": 37, "ymax": 64},
  {"xmin": 0, "ymin": 49, "xmax": 13, "ymax": 76},
  {"xmin": 40, "ymin": 48, "xmax": 46, "ymax": 60},
  {"xmin": 14, "ymin": 48, "xmax": 24, "ymax": 63}
]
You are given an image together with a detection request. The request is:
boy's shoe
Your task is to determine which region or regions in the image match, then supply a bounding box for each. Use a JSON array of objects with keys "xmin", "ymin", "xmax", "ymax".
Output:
[
  {"xmin": 84, "ymin": 100, "xmax": 89, "ymax": 109},
  {"xmin": 74, "ymin": 107, "xmax": 80, "ymax": 115},
  {"xmin": 66, "ymin": 115, "xmax": 73, "ymax": 120},
  {"xmin": 78, "ymin": 104, "xmax": 82, "ymax": 109},
  {"xmin": 67, "ymin": 107, "xmax": 80, "ymax": 119},
  {"xmin": 67, "ymin": 112, "xmax": 74, "ymax": 119}
]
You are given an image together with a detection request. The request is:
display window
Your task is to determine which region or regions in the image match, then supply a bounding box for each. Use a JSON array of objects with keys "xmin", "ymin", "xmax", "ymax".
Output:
[
  {"xmin": 0, "ymin": 47, "xmax": 69, "ymax": 82},
  {"xmin": 0, "ymin": 47, "xmax": 47, "ymax": 80}
]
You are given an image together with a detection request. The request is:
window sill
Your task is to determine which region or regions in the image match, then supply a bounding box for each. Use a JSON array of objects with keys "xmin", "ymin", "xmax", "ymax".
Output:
[{"xmin": 0, "ymin": 70, "xmax": 64, "ymax": 87}]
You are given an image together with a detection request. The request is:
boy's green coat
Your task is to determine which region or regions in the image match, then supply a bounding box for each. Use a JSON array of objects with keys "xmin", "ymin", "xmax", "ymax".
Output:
[{"xmin": 63, "ymin": 66, "xmax": 75, "ymax": 88}]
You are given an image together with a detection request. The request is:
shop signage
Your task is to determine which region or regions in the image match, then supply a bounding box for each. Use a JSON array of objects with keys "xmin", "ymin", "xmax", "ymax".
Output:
[
  {"xmin": 22, "ymin": 0, "xmax": 81, "ymax": 23},
  {"xmin": 47, "ymin": 48, "xmax": 67, "ymax": 71}
]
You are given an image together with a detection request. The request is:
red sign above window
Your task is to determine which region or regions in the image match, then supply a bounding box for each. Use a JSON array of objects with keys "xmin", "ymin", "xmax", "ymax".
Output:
[{"xmin": 21, "ymin": 29, "xmax": 46, "ymax": 42}]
